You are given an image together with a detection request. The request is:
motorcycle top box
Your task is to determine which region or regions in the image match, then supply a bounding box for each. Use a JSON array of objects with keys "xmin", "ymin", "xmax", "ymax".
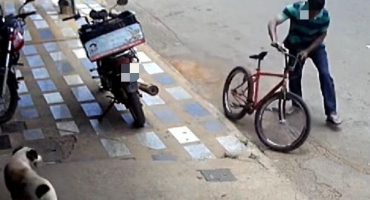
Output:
[{"xmin": 78, "ymin": 11, "xmax": 146, "ymax": 62}]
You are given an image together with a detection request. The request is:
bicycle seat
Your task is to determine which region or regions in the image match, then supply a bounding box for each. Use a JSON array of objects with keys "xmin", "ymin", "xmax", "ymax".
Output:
[{"xmin": 249, "ymin": 51, "xmax": 268, "ymax": 60}]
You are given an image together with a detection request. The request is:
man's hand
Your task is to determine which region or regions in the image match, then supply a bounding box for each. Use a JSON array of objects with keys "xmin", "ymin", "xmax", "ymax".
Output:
[{"xmin": 298, "ymin": 50, "xmax": 309, "ymax": 59}]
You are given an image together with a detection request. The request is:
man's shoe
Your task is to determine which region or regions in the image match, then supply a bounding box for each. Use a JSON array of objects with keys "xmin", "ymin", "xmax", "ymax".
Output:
[{"xmin": 326, "ymin": 113, "xmax": 342, "ymax": 126}]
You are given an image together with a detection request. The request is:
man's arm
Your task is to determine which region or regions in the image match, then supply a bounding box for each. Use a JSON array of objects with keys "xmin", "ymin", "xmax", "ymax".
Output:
[
  {"xmin": 305, "ymin": 18, "xmax": 330, "ymax": 53},
  {"xmin": 268, "ymin": 4, "xmax": 295, "ymax": 43}
]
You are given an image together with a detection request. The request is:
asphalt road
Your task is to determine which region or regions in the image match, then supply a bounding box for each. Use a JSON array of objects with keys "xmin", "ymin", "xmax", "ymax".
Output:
[{"xmin": 101, "ymin": 0, "xmax": 370, "ymax": 199}]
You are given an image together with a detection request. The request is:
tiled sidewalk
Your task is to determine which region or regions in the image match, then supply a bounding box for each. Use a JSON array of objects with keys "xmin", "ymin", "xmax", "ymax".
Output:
[{"xmin": 0, "ymin": 0, "xmax": 248, "ymax": 162}]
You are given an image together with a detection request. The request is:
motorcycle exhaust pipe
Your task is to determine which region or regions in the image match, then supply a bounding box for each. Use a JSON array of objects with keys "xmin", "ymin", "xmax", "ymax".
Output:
[{"xmin": 138, "ymin": 82, "xmax": 159, "ymax": 96}]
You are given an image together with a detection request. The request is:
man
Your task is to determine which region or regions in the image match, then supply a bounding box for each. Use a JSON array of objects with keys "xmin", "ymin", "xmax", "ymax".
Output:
[{"xmin": 267, "ymin": 0, "xmax": 342, "ymax": 125}]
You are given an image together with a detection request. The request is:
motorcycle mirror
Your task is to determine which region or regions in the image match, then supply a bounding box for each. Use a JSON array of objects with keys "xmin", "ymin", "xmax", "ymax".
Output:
[{"xmin": 116, "ymin": 0, "xmax": 128, "ymax": 6}]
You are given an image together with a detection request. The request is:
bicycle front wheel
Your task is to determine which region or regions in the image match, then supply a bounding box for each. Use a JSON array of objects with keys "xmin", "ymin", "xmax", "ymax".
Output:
[{"xmin": 254, "ymin": 91, "xmax": 311, "ymax": 152}]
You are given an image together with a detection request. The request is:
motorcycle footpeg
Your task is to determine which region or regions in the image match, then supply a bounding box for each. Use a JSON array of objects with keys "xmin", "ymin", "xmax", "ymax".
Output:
[
  {"xmin": 16, "ymin": 63, "xmax": 24, "ymax": 66},
  {"xmin": 16, "ymin": 77, "xmax": 24, "ymax": 81},
  {"xmin": 92, "ymin": 76, "xmax": 101, "ymax": 79},
  {"xmin": 89, "ymin": 68, "xmax": 97, "ymax": 72}
]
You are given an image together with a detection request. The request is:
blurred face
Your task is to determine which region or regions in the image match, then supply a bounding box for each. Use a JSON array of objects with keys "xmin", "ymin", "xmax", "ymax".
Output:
[{"xmin": 307, "ymin": 1, "xmax": 323, "ymax": 19}]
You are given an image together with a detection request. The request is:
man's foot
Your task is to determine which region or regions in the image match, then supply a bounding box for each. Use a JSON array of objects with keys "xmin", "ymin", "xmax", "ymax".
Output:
[{"xmin": 326, "ymin": 113, "xmax": 342, "ymax": 126}]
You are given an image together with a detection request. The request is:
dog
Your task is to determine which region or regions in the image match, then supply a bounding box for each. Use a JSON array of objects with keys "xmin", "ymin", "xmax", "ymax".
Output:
[{"xmin": 3, "ymin": 146, "xmax": 58, "ymax": 200}]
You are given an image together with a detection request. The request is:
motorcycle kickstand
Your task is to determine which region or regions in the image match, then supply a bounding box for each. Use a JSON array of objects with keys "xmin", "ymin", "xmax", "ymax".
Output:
[{"xmin": 98, "ymin": 97, "xmax": 116, "ymax": 122}]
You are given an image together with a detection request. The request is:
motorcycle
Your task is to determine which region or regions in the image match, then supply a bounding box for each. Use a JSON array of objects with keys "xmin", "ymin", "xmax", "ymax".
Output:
[
  {"xmin": 0, "ymin": 0, "xmax": 36, "ymax": 124},
  {"xmin": 62, "ymin": 0, "xmax": 159, "ymax": 127}
]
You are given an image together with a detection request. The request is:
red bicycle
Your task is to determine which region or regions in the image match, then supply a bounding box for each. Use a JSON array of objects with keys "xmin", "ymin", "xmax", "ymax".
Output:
[{"xmin": 222, "ymin": 43, "xmax": 311, "ymax": 152}]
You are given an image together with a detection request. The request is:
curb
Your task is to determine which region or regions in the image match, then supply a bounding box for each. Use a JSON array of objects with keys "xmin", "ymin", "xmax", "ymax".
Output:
[{"xmin": 138, "ymin": 44, "xmax": 275, "ymax": 171}]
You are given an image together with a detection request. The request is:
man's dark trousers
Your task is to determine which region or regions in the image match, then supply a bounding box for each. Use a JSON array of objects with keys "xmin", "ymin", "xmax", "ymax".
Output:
[{"xmin": 288, "ymin": 46, "xmax": 337, "ymax": 115}]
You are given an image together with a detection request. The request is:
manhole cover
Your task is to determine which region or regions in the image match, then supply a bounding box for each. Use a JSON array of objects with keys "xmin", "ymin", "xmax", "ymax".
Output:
[{"xmin": 199, "ymin": 169, "xmax": 237, "ymax": 182}]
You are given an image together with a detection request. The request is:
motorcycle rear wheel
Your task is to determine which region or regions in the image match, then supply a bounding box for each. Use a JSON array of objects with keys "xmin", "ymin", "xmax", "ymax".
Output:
[
  {"xmin": 0, "ymin": 77, "xmax": 18, "ymax": 124},
  {"xmin": 127, "ymin": 92, "xmax": 146, "ymax": 127}
]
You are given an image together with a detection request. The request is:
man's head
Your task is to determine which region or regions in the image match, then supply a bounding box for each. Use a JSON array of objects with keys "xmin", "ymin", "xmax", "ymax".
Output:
[{"xmin": 307, "ymin": 0, "xmax": 325, "ymax": 18}]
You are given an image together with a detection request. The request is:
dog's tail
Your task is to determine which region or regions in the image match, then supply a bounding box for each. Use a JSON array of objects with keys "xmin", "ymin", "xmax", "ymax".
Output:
[{"xmin": 35, "ymin": 184, "xmax": 50, "ymax": 199}]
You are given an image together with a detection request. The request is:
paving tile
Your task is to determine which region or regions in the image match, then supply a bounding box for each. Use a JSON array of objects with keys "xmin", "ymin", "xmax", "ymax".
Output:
[
  {"xmin": 151, "ymin": 154, "xmax": 177, "ymax": 161},
  {"xmin": 23, "ymin": 129, "xmax": 45, "ymax": 141},
  {"xmin": 30, "ymin": 14, "xmax": 43, "ymax": 20},
  {"xmin": 63, "ymin": 75, "xmax": 84, "ymax": 86},
  {"xmin": 56, "ymin": 121, "xmax": 79, "ymax": 136},
  {"xmin": 183, "ymin": 102, "xmax": 210, "ymax": 117},
  {"xmin": 50, "ymin": 15, "xmax": 59, "ymax": 20},
  {"xmin": 26, "ymin": 55, "xmax": 44, "ymax": 68},
  {"xmin": 200, "ymin": 169, "xmax": 237, "ymax": 182},
  {"xmin": 37, "ymin": 79, "xmax": 57, "ymax": 92},
  {"xmin": 137, "ymin": 52, "xmax": 151, "ymax": 63},
  {"xmin": 43, "ymin": 42, "xmax": 59, "ymax": 52},
  {"xmin": 16, "ymin": 69, "xmax": 22, "ymax": 77},
  {"xmin": 71, "ymin": 86, "xmax": 95, "ymax": 102},
  {"xmin": 81, "ymin": 102, "xmax": 102, "ymax": 117},
  {"xmin": 34, "ymin": 20, "xmax": 49, "ymax": 29},
  {"xmin": 73, "ymin": 48, "xmax": 87, "ymax": 59},
  {"xmin": 66, "ymin": 39, "xmax": 83, "ymax": 48},
  {"xmin": 50, "ymin": 51, "xmax": 66, "ymax": 61},
  {"xmin": 216, "ymin": 135, "xmax": 248, "ymax": 155},
  {"xmin": 114, "ymin": 103, "xmax": 126, "ymax": 111},
  {"xmin": 81, "ymin": 58, "xmax": 97, "ymax": 70},
  {"xmin": 136, "ymin": 132, "xmax": 166, "ymax": 150},
  {"xmin": 24, "ymin": 31, "xmax": 32, "ymax": 41},
  {"xmin": 0, "ymin": 135, "xmax": 11, "ymax": 150},
  {"xmin": 152, "ymin": 73, "xmax": 176, "ymax": 85},
  {"xmin": 142, "ymin": 62, "xmax": 163, "ymax": 74},
  {"xmin": 50, "ymin": 104, "xmax": 72, "ymax": 120},
  {"xmin": 19, "ymin": 94, "xmax": 34, "ymax": 107},
  {"xmin": 75, "ymin": 3, "xmax": 89, "ymax": 9},
  {"xmin": 32, "ymin": 68, "xmax": 49, "ymax": 79},
  {"xmin": 55, "ymin": 62, "xmax": 74, "ymax": 74},
  {"xmin": 46, "ymin": 11, "xmax": 59, "ymax": 15},
  {"xmin": 152, "ymin": 108, "xmax": 181, "ymax": 123},
  {"xmin": 184, "ymin": 143, "xmax": 216, "ymax": 160},
  {"xmin": 89, "ymin": 119, "xmax": 114, "ymax": 135},
  {"xmin": 19, "ymin": 108, "xmax": 39, "ymax": 119},
  {"xmin": 1, "ymin": 121, "xmax": 26, "ymax": 133},
  {"xmin": 22, "ymin": 45, "xmax": 38, "ymax": 55},
  {"xmin": 165, "ymin": 86, "xmax": 192, "ymax": 100},
  {"xmin": 168, "ymin": 126, "xmax": 199, "ymax": 144},
  {"xmin": 61, "ymin": 27, "xmax": 77, "ymax": 37},
  {"xmin": 101, "ymin": 138, "xmax": 131, "ymax": 157},
  {"xmin": 18, "ymin": 81, "xmax": 28, "ymax": 93},
  {"xmin": 25, "ymin": 139, "xmax": 64, "ymax": 163},
  {"xmin": 43, "ymin": 92, "xmax": 64, "ymax": 104},
  {"xmin": 38, "ymin": 29, "xmax": 54, "ymax": 40},
  {"xmin": 201, "ymin": 119, "xmax": 227, "ymax": 134},
  {"xmin": 142, "ymin": 93, "xmax": 165, "ymax": 106},
  {"xmin": 76, "ymin": 18, "xmax": 88, "ymax": 26},
  {"xmin": 121, "ymin": 113, "xmax": 134, "ymax": 124}
]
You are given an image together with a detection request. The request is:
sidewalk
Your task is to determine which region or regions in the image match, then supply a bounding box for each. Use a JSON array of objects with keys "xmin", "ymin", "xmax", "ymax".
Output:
[{"xmin": 0, "ymin": 0, "xmax": 308, "ymax": 199}]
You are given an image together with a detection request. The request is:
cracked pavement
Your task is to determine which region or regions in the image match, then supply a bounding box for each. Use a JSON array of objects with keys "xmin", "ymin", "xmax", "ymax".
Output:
[{"xmin": 94, "ymin": 0, "xmax": 370, "ymax": 199}]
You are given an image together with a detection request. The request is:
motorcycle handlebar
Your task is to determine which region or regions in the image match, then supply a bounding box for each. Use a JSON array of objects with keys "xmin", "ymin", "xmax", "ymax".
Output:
[
  {"xmin": 16, "ymin": 11, "xmax": 36, "ymax": 19},
  {"xmin": 62, "ymin": 13, "xmax": 81, "ymax": 21}
]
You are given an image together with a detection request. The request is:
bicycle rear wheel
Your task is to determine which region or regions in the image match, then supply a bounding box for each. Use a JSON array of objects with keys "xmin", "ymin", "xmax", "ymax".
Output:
[
  {"xmin": 222, "ymin": 66, "xmax": 254, "ymax": 121},
  {"xmin": 254, "ymin": 91, "xmax": 311, "ymax": 152}
]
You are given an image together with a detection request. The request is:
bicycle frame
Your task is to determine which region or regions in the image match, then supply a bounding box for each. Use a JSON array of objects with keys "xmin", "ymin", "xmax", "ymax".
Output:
[{"xmin": 252, "ymin": 70, "xmax": 287, "ymax": 109}]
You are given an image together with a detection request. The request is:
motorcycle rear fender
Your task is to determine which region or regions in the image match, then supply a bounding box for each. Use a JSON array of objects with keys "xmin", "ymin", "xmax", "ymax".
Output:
[{"xmin": 122, "ymin": 81, "xmax": 138, "ymax": 93}]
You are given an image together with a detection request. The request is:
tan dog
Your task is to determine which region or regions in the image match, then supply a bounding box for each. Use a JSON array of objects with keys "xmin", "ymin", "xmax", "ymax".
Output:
[{"xmin": 3, "ymin": 146, "xmax": 58, "ymax": 200}]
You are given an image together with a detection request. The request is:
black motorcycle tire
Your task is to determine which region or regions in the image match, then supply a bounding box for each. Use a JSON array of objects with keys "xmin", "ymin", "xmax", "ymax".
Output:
[
  {"xmin": 0, "ymin": 75, "xmax": 18, "ymax": 124},
  {"xmin": 127, "ymin": 92, "xmax": 146, "ymax": 127}
]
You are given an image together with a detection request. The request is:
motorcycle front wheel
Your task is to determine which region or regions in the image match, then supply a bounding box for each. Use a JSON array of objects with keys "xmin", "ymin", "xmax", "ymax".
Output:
[
  {"xmin": 127, "ymin": 92, "xmax": 146, "ymax": 127},
  {"xmin": 0, "ymin": 77, "xmax": 18, "ymax": 124}
]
